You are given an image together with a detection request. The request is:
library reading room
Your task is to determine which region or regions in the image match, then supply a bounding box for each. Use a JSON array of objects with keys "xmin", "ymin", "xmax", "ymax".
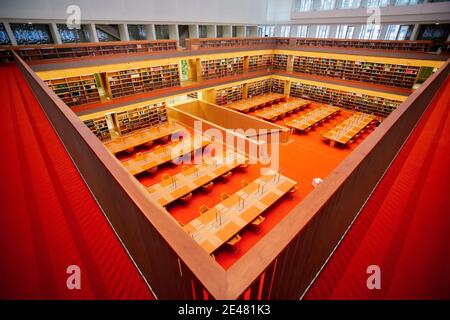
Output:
[{"xmin": 0, "ymin": 0, "xmax": 449, "ymax": 302}]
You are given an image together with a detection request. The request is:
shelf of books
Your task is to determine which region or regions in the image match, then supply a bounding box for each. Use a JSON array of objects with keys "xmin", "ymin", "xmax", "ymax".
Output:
[
  {"xmin": 273, "ymin": 54, "xmax": 288, "ymax": 71},
  {"xmin": 83, "ymin": 116, "xmax": 110, "ymax": 141},
  {"xmin": 248, "ymin": 54, "xmax": 274, "ymax": 72},
  {"xmin": 115, "ymin": 102, "xmax": 168, "ymax": 135},
  {"xmin": 293, "ymin": 56, "xmax": 420, "ymax": 89},
  {"xmin": 0, "ymin": 49, "xmax": 13, "ymax": 63},
  {"xmin": 107, "ymin": 64, "xmax": 180, "ymax": 99},
  {"xmin": 45, "ymin": 74, "xmax": 101, "ymax": 107},
  {"xmin": 215, "ymin": 84, "xmax": 244, "ymax": 105},
  {"xmin": 289, "ymin": 81, "xmax": 401, "ymax": 117},
  {"xmin": 271, "ymin": 78, "xmax": 285, "ymax": 94},
  {"xmin": 201, "ymin": 57, "xmax": 244, "ymax": 80},
  {"xmin": 13, "ymin": 40, "xmax": 177, "ymax": 61},
  {"xmin": 247, "ymin": 79, "xmax": 272, "ymax": 97}
]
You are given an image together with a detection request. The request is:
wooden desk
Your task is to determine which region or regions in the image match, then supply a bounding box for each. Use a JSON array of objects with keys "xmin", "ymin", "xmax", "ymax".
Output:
[
  {"xmin": 284, "ymin": 105, "xmax": 340, "ymax": 132},
  {"xmin": 147, "ymin": 152, "xmax": 247, "ymax": 207},
  {"xmin": 225, "ymin": 93, "xmax": 286, "ymax": 113},
  {"xmin": 122, "ymin": 138, "xmax": 211, "ymax": 176},
  {"xmin": 183, "ymin": 171, "xmax": 297, "ymax": 255},
  {"xmin": 254, "ymin": 98, "xmax": 310, "ymax": 121},
  {"xmin": 322, "ymin": 112, "xmax": 376, "ymax": 146},
  {"xmin": 104, "ymin": 122, "xmax": 184, "ymax": 154}
]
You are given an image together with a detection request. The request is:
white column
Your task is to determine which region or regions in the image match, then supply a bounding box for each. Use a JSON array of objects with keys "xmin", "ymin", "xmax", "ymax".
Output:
[
  {"xmin": 169, "ymin": 24, "xmax": 179, "ymax": 42},
  {"xmin": 118, "ymin": 24, "xmax": 130, "ymax": 41},
  {"xmin": 49, "ymin": 22, "xmax": 62, "ymax": 44},
  {"xmin": 410, "ymin": 24, "xmax": 421, "ymax": 41},
  {"xmin": 189, "ymin": 24, "xmax": 199, "ymax": 39},
  {"xmin": 87, "ymin": 23, "xmax": 99, "ymax": 42},
  {"xmin": 145, "ymin": 24, "xmax": 156, "ymax": 40},
  {"xmin": 2, "ymin": 22, "xmax": 17, "ymax": 45},
  {"xmin": 378, "ymin": 24, "xmax": 389, "ymax": 40},
  {"xmin": 223, "ymin": 25, "xmax": 232, "ymax": 37},
  {"xmin": 206, "ymin": 25, "xmax": 216, "ymax": 38},
  {"xmin": 290, "ymin": 25, "xmax": 298, "ymax": 38}
]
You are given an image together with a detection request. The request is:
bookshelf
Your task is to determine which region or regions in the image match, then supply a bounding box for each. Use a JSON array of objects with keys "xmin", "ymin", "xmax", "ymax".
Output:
[
  {"xmin": 0, "ymin": 49, "xmax": 13, "ymax": 63},
  {"xmin": 293, "ymin": 56, "xmax": 420, "ymax": 89},
  {"xmin": 290, "ymin": 81, "xmax": 401, "ymax": 117},
  {"xmin": 271, "ymin": 78, "xmax": 285, "ymax": 94},
  {"xmin": 12, "ymin": 40, "xmax": 177, "ymax": 61},
  {"xmin": 201, "ymin": 57, "xmax": 244, "ymax": 80},
  {"xmin": 248, "ymin": 54, "xmax": 274, "ymax": 72},
  {"xmin": 115, "ymin": 102, "xmax": 168, "ymax": 135},
  {"xmin": 273, "ymin": 54, "xmax": 288, "ymax": 71},
  {"xmin": 215, "ymin": 85, "xmax": 243, "ymax": 105},
  {"xmin": 44, "ymin": 74, "xmax": 101, "ymax": 107},
  {"xmin": 83, "ymin": 116, "xmax": 110, "ymax": 141},
  {"xmin": 107, "ymin": 64, "xmax": 180, "ymax": 99}
]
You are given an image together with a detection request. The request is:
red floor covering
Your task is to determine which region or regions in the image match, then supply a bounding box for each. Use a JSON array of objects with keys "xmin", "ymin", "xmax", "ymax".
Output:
[
  {"xmin": 305, "ymin": 75, "xmax": 450, "ymax": 300},
  {"xmin": 0, "ymin": 64, "xmax": 153, "ymax": 299}
]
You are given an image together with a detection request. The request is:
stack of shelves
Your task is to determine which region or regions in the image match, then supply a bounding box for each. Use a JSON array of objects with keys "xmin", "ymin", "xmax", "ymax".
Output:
[
  {"xmin": 271, "ymin": 78, "xmax": 285, "ymax": 94},
  {"xmin": 0, "ymin": 49, "xmax": 13, "ymax": 63},
  {"xmin": 273, "ymin": 54, "xmax": 288, "ymax": 71},
  {"xmin": 247, "ymin": 79, "xmax": 272, "ymax": 98},
  {"xmin": 248, "ymin": 54, "xmax": 274, "ymax": 72},
  {"xmin": 115, "ymin": 102, "xmax": 168, "ymax": 135},
  {"xmin": 14, "ymin": 40, "xmax": 177, "ymax": 61},
  {"xmin": 107, "ymin": 64, "xmax": 180, "ymax": 99},
  {"xmin": 290, "ymin": 81, "xmax": 401, "ymax": 117},
  {"xmin": 45, "ymin": 75, "xmax": 101, "ymax": 107},
  {"xmin": 215, "ymin": 85, "xmax": 243, "ymax": 105},
  {"xmin": 201, "ymin": 57, "xmax": 244, "ymax": 80},
  {"xmin": 83, "ymin": 116, "xmax": 110, "ymax": 141},
  {"xmin": 293, "ymin": 56, "xmax": 420, "ymax": 89}
]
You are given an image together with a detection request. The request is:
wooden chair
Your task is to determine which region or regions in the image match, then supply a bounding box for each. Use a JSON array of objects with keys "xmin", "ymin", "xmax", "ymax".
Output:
[
  {"xmin": 221, "ymin": 171, "xmax": 232, "ymax": 179},
  {"xmin": 161, "ymin": 173, "xmax": 170, "ymax": 181},
  {"xmin": 220, "ymin": 192, "xmax": 230, "ymax": 202},
  {"xmin": 148, "ymin": 166, "xmax": 158, "ymax": 174},
  {"xmin": 160, "ymin": 135, "xmax": 170, "ymax": 142},
  {"xmin": 125, "ymin": 147, "xmax": 135, "ymax": 154},
  {"xmin": 199, "ymin": 205, "xmax": 210, "ymax": 215},
  {"xmin": 289, "ymin": 185, "xmax": 298, "ymax": 193},
  {"xmin": 251, "ymin": 215, "xmax": 265, "ymax": 227},
  {"xmin": 239, "ymin": 162, "xmax": 249, "ymax": 169},
  {"xmin": 202, "ymin": 181, "xmax": 214, "ymax": 192},
  {"xmin": 226, "ymin": 234, "xmax": 242, "ymax": 249},
  {"xmin": 180, "ymin": 193, "xmax": 192, "ymax": 203},
  {"xmin": 241, "ymin": 179, "xmax": 249, "ymax": 187},
  {"xmin": 144, "ymin": 140, "xmax": 153, "ymax": 147}
]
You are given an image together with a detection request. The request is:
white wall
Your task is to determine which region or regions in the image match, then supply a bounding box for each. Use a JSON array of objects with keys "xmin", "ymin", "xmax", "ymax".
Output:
[
  {"xmin": 266, "ymin": 0, "xmax": 293, "ymax": 23},
  {"xmin": 0, "ymin": 0, "xmax": 270, "ymax": 24}
]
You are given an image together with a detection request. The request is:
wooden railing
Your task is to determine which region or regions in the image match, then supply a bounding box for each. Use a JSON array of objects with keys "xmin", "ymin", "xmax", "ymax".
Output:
[{"xmin": 13, "ymin": 47, "xmax": 449, "ymax": 299}]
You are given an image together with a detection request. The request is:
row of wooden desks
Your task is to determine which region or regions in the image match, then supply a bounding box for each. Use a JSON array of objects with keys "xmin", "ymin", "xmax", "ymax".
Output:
[
  {"xmin": 183, "ymin": 171, "xmax": 297, "ymax": 255},
  {"xmin": 225, "ymin": 93, "xmax": 286, "ymax": 113},
  {"xmin": 284, "ymin": 105, "xmax": 341, "ymax": 133},
  {"xmin": 147, "ymin": 152, "xmax": 247, "ymax": 207},
  {"xmin": 122, "ymin": 138, "xmax": 211, "ymax": 176},
  {"xmin": 104, "ymin": 121, "xmax": 184, "ymax": 154},
  {"xmin": 254, "ymin": 98, "xmax": 310, "ymax": 121},
  {"xmin": 322, "ymin": 112, "xmax": 376, "ymax": 146}
]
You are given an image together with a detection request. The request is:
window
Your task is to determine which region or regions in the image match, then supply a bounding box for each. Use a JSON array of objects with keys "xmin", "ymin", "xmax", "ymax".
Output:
[
  {"xmin": 359, "ymin": 24, "xmax": 381, "ymax": 39},
  {"xmin": 366, "ymin": 0, "xmax": 390, "ymax": 7},
  {"xmin": 127, "ymin": 25, "xmax": 146, "ymax": 41},
  {"xmin": 155, "ymin": 25, "xmax": 170, "ymax": 40},
  {"xmin": 316, "ymin": 25, "xmax": 330, "ymax": 38},
  {"xmin": 280, "ymin": 25, "xmax": 291, "ymax": 37},
  {"xmin": 385, "ymin": 25, "xmax": 400, "ymax": 40},
  {"xmin": 0, "ymin": 23, "xmax": 11, "ymax": 45},
  {"xmin": 340, "ymin": 0, "xmax": 361, "ymax": 8},
  {"xmin": 11, "ymin": 23, "xmax": 54, "ymax": 45},
  {"xmin": 397, "ymin": 25, "xmax": 412, "ymax": 40},
  {"xmin": 395, "ymin": 0, "xmax": 422, "ymax": 5},
  {"xmin": 295, "ymin": 0, "xmax": 313, "ymax": 12},
  {"xmin": 258, "ymin": 25, "xmax": 275, "ymax": 37},
  {"xmin": 57, "ymin": 24, "xmax": 90, "ymax": 43},
  {"xmin": 319, "ymin": 0, "xmax": 336, "ymax": 10},
  {"xmin": 296, "ymin": 25, "xmax": 309, "ymax": 38},
  {"xmin": 199, "ymin": 25, "xmax": 208, "ymax": 38},
  {"xmin": 336, "ymin": 25, "xmax": 355, "ymax": 39}
]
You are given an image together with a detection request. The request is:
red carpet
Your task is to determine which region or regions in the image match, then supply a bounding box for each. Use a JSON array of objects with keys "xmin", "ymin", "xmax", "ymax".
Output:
[
  {"xmin": 305, "ymin": 76, "xmax": 450, "ymax": 300},
  {"xmin": 0, "ymin": 64, "xmax": 154, "ymax": 299}
]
